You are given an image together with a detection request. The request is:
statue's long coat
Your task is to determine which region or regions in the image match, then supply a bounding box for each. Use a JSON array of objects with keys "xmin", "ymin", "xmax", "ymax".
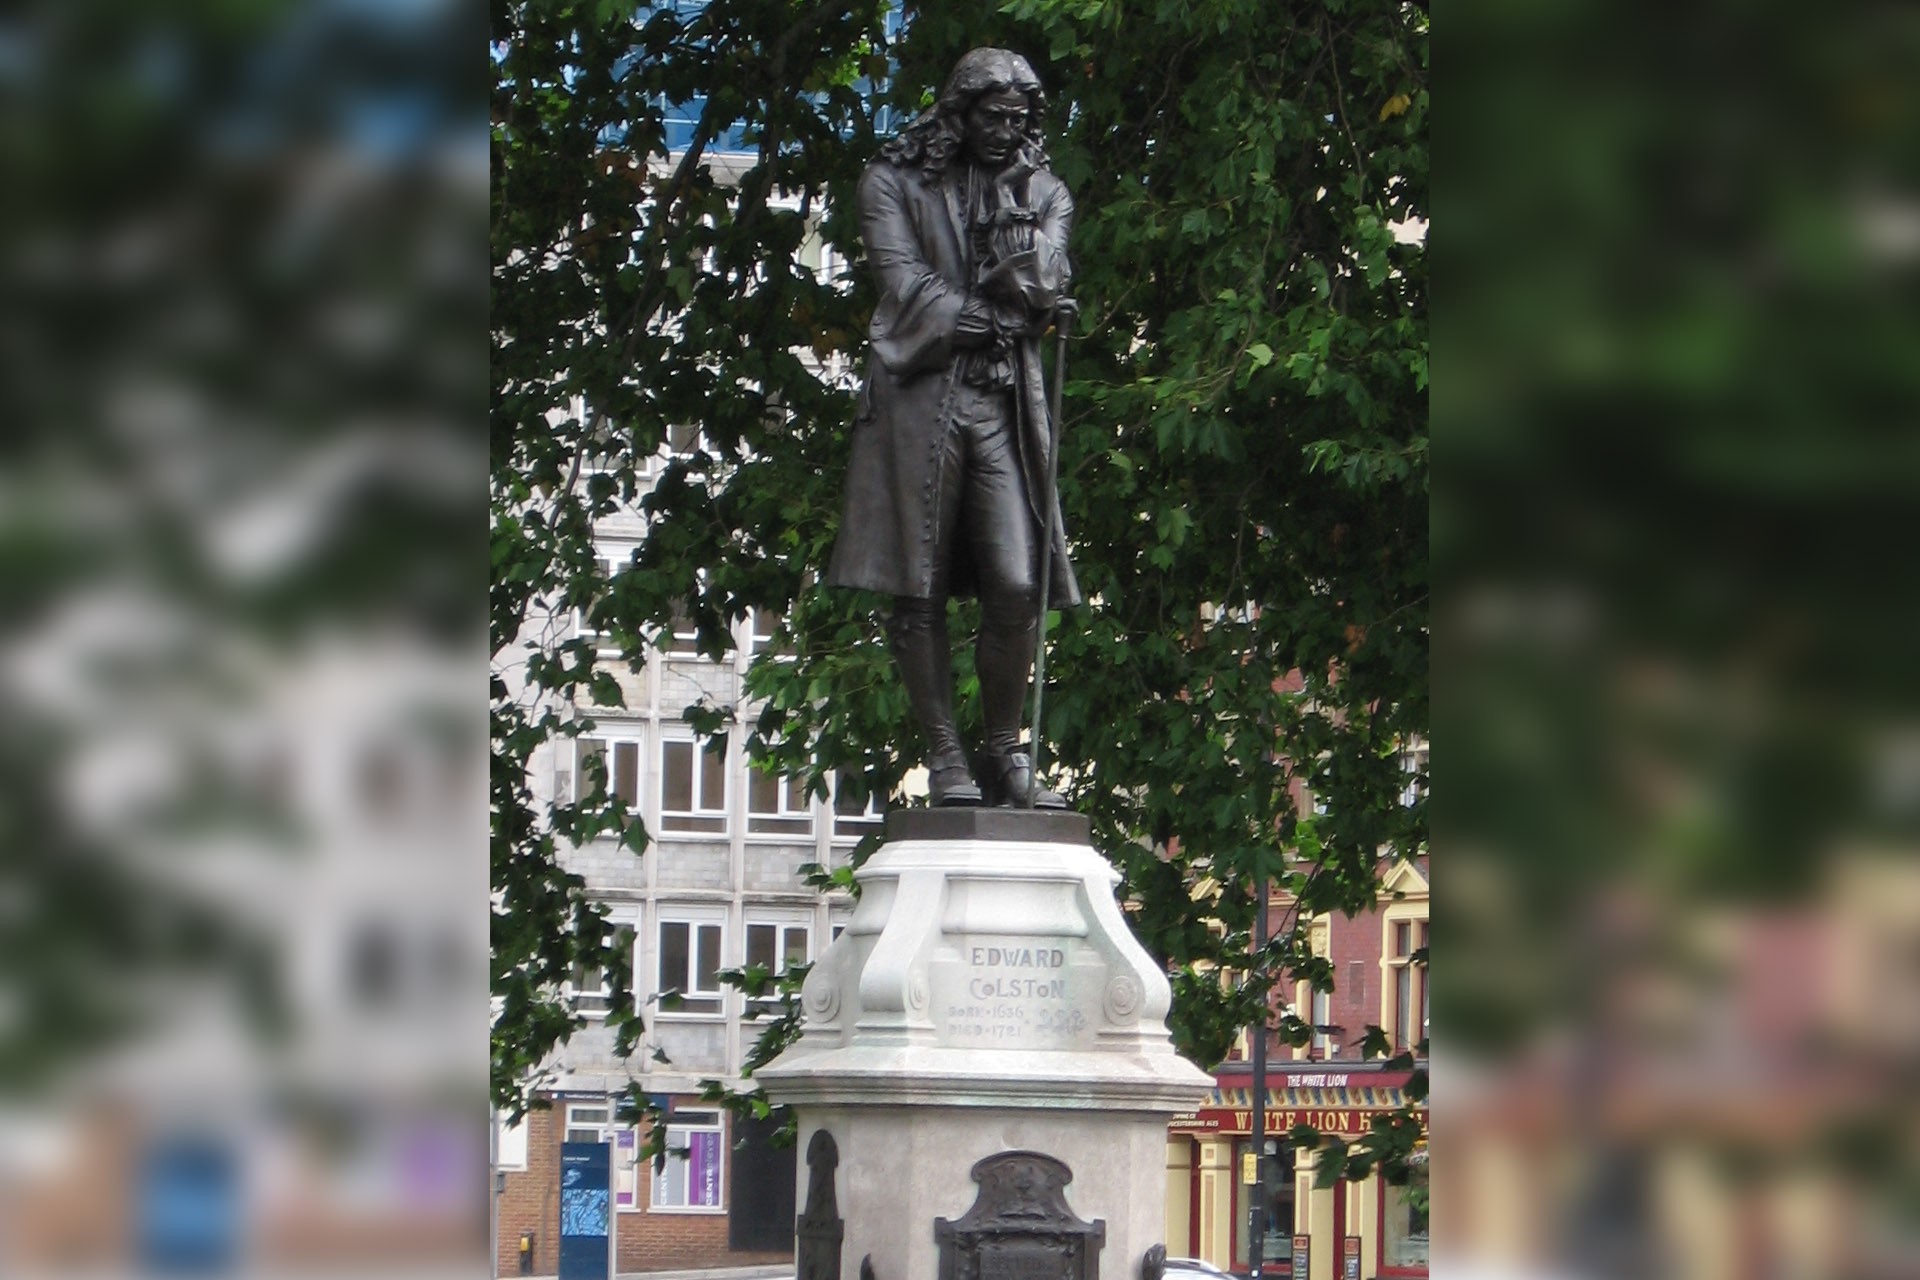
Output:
[{"xmin": 826, "ymin": 156, "xmax": 1082, "ymax": 607}]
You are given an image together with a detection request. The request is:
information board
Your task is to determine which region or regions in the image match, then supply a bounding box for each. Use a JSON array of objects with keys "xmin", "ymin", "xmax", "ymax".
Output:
[
  {"xmin": 1290, "ymin": 1234, "xmax": 1309, "ymax": 1279},
  {"xmin": 135, "ymin": 1134, "xmax": 239, "ymax": 1272},
  {"xmin": 558, "ymin": 1142, "xmax": 613, "ymax": 1280},
  {"xmin": 1343, "ymin": 1235, "xmax": 1361, "ymax": 1280}
]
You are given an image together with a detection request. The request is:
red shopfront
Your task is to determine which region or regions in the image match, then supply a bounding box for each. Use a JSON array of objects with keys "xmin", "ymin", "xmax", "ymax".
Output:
[{"xmin": 1169, "ymin": 1068, "xmax": 1427, "ymax": 1280}]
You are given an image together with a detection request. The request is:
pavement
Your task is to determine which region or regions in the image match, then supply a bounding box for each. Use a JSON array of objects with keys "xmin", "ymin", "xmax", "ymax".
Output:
[
  {"xmin": 520, "ymin": 1267, "xmax": 792, "ymax": 1280},
  {"xmin": 13, "ymin": 1265, "xmax": 794, "ymax": 1280},
  {"xmin": 616, "ymin": 1269, "xmax": 791, "ymax": 1280}
]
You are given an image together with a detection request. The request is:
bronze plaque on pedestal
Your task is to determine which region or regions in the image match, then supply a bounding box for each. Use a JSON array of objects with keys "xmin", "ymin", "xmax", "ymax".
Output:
[{"xmin": 935, "ymin": 1151, "xmax": 1104, "ymax": 1280}]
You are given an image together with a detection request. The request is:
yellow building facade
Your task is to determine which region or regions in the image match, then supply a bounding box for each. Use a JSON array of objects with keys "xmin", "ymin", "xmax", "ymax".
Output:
[{"xmin": 1165, "ymin": 1065, "xmax": 1427, "ymax": 1279}]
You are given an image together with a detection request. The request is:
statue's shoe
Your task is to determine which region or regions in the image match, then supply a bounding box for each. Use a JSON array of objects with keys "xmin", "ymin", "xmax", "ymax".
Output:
[
  {"xmin": 929, "ymin": 750, "xmax": 982, "ymax": 807},
  {"xmin": 980, "ymin": 750, "xmax": 1066, "ymax": 809}
]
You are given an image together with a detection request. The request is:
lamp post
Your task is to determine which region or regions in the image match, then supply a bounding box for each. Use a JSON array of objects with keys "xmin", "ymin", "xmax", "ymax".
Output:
[
  {"xmin": 488, "ymin": 1109, "xmax": 498, "ymax": 1279},
  {"xmin": 1248, "ymin": 875, "xmax": 1270, "ymax": 1279}
]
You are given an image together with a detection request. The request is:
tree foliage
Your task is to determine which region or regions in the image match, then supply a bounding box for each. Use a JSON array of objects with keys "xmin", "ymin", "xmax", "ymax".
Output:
[{"xmin": 492, "ymin": 0, "xmax": 1425, "ymax": 1177}]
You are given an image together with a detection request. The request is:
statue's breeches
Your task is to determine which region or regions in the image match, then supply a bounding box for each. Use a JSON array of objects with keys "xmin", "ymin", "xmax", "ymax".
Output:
[{"xmin": 925, "ymin": 383, "xmax": 1039, "ymax": 615}]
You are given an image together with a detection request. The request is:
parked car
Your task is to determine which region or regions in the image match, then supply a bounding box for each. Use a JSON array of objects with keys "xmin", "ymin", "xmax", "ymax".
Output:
[{"xmin": 1160, "ymin": 1257, "xmax": 1236, "ymax": 1280}]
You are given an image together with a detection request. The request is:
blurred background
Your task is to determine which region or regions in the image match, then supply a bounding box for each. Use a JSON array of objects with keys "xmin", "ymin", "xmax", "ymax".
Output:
[
  {"xmin": 0, "ymin": 0, "xmax": 483, "ymax": 1275},
  {"xmin": 1440, "ymin": 2, "xmax": 1920, "ymax": 1278}
]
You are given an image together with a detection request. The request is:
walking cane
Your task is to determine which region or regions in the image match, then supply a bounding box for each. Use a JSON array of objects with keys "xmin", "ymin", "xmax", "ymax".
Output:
[{"xmin": 1026, "ymin": 297, "xmax": 1076, "ymax": 807}]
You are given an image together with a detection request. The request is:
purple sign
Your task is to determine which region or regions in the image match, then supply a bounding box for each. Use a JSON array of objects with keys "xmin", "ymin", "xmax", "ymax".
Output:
[
  {"xmin": 689, "ymin": 1130, "xmax": 721, "ymax": 1207},
  {"xmin": 614, "ymin": 1130, "xmax": 637, "ymax": 1209}
]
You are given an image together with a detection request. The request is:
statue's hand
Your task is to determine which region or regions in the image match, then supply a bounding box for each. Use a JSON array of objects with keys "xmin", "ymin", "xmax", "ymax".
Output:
[
  {"xmin": 993, "ymin": 158, "xmax": 1035, "ymax": 206},
  {"xmin": 978, "ymin": 255, "xmax": 1024, "ymax": 304},
  {"xmin": 980, "ymin": 249, "xmax": 1055, "ymax": 313},
  {"xmin": 952, "ymin": 295, "xmax": 996, "ymax": 349}
]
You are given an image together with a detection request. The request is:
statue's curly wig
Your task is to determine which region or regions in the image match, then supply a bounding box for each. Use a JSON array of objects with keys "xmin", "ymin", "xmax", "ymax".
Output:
[{"xmin": 878, "ymin": 47, "xmax": 1051, "ymax": 178}]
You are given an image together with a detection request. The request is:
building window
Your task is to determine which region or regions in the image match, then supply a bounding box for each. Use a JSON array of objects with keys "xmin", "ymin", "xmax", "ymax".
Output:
[
  {"xmin": 747, "ymin": 768, "xmax": 813, "ymax": 836},
  {"xmin": 831, "ymin": 769, "xmax": 884, "ymax": 839},
  {"xmin": 657, "ymin": 916, "xmax": 724, "ymax": 1016},
  {"xmin": 743, "ymin": 916, "xmax": 812, "ymax": 1009},
  {"xmin": 574, "ymin": 556, "xmax": 616, "ymax": 639},
  {"xmin": 494, "ymin": 1113, "xmax": 528, "ymax": 1171},
  {"xmin": 565, "ymin": 1103, "xmax": 611, "ymax": 1144},
  {"xmin": 1399, "ymin": 742, "xmax": 1429, "ymax": 808},
  {"xmin": 568, "ymin": 924, "xmax": 634, "ymax": 1017},
  {"xmin": 1382, "ymin": 1159, "xmax": 1430, "ymax": 1272},
  {"xmin": 666, "ymin": 422, "xmax": 701, "ymax": 456},
  {"xmin": 1388, "ymin": 918, "xmax": 1429, "ymax": 1055},
  {"xmin": 1231, "ymin": 1138, "xmax": 1294, "ymax": 1269},
  {"xmin": 661, "ymin": 739, "xmax": 726, "ymax": 833},
  {"xmin": 798, "ymin": 225, "xmax": 843, "ymax": 286},
  {"xmin": 748, "ymin": 608, "xmax": 790, "ymax": 659},
  {"xmin": 640, "ymin": 419, "xmax": 707, "ymax": 475},
  {"xmin": 1311, "ymin": 986, "xmax": 1334, "ymax": 1058},
  {"xmin": 1296, "ymin": 919, "xmax": 1333, "ymax": 1061},
  {"xmin": 566, "ymin": 737, "xmax": 639, "ymax": 807},
  {"xmin": 563, "ymin": 1102, "xmax": 640, "ymax": 1211},
  {"xmin": 612, "ymin": 1127, "xmax": 640, "ymax": 1210},
  {"xmin": 664, "ymin": 598, "xmax": 701, "ymax": 654},
  {"xmin": 652, "ymin": 1109, "xmax": 724, "ymax": 1211}
]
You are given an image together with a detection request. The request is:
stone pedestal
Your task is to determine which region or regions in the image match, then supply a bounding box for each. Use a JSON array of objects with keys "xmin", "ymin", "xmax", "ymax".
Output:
[{"xmin": 757, "ymin": 809, "xmax": 1212, "ymax": 1280}]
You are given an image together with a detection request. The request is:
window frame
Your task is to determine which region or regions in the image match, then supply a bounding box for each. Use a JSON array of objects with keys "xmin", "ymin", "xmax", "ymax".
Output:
[
  {"xmin": 747, "ymin": 606, "xmax": 791, "ymax": 660},
  {"xmin": 654, "ymin": 909, "xmax": 727, "ymax": 1019},
  {"xmin": 659, "ymin": 736, "xmax": 728, "ymax": 835},
  {"xmin": 741, "ymin": 911, "xmax": 814, "ymax": 1011},
  {"xmin": 1311, "ymin": 985, "xmax": 1334, "ymax": 1058},
  {"xmin": 650, "ymin": 1107, "xmax": 725, "ymax": 1214},
  {"xmin": 1378, "ymin": 1156, "xmax": 1431, "ymax": 1276},
  {"xmin": 566, "ymin": 913, "xmax": 637, "ymax": 1020},
  {"xmin": 494, "ymin": 1112, "xmax": 528, "ymax": 1171},
  {"xmin": 562, "ymin": 1101, "xmax": 642, "ymax": 1213},
  {"xmin": 662, "ymin": 596, "xmax": 702, "ymax": 654},
  {"xmin": 563, "ymin": 733, "xmax": 643, "ymax": 809},
  {"xmin": 1382, "ymin": 912, "xmax": 1429, "ymax": 1056},
  {"xmin": 745, "ymin": 765, "xmax": 814, "ymax": 838},
  {"xmin": 639, "ymin": 418, "xmax": 709, "ymax": 477},
  {"xmin": 1399, "ymin": 740, "xmax": 1430, "ymax": 809},
  {"xmin": 830, "ymin": 769, "xmax": 885, "ymax": 841},
  {"xmin": 573, "ymin": 555, "xmax": 617, "ymax": 640},
  {"xmin": 1294, "ymin": 918, "xmax": 1336, "ymax": 1061},
  {"xmin": 564, "ymin": 1102, "xmax": 612, "ymax": 1144}
]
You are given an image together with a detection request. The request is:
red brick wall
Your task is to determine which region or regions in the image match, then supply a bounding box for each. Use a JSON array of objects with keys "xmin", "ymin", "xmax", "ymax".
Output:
[
  {"xmin": 496, "ymin": 1104, "xmax": 560, "ymax": 1276},
  {"xmin": 1261, "ymin": 862, "xmax": 1428, "ymax": 1062},
  {"xmin": 1323, "ymin": 904, "xmax": 1383, "ymax": 1053},
  {"xmin": 494, "ymin": 1102, "xmax": 791, "ymax": 1276}
]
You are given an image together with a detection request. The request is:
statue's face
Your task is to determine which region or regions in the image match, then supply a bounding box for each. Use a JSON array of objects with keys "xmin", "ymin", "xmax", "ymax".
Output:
[{"xmin": 961, "ymin": 86, "xmax": 1029, "ymax": 168}]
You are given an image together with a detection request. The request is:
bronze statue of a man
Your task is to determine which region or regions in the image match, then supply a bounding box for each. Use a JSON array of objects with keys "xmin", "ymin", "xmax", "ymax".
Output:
[{"xmin": 827, "ymin": 47, "xmax": 1079, "ymax": 808}]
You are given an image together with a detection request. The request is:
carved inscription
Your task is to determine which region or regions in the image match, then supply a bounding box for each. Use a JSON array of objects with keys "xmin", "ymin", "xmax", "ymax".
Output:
[
  {"xmin": 941, "ymin": 940, "xmax": 1092, "ymax": 1047},
  {"xmin": 966, "ymin": 946, "xmax": 1068, "ymax": 999},
  {"xmin": 981, "ymin": 1243, "xmax": 1070, "ymax": 1280}
]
